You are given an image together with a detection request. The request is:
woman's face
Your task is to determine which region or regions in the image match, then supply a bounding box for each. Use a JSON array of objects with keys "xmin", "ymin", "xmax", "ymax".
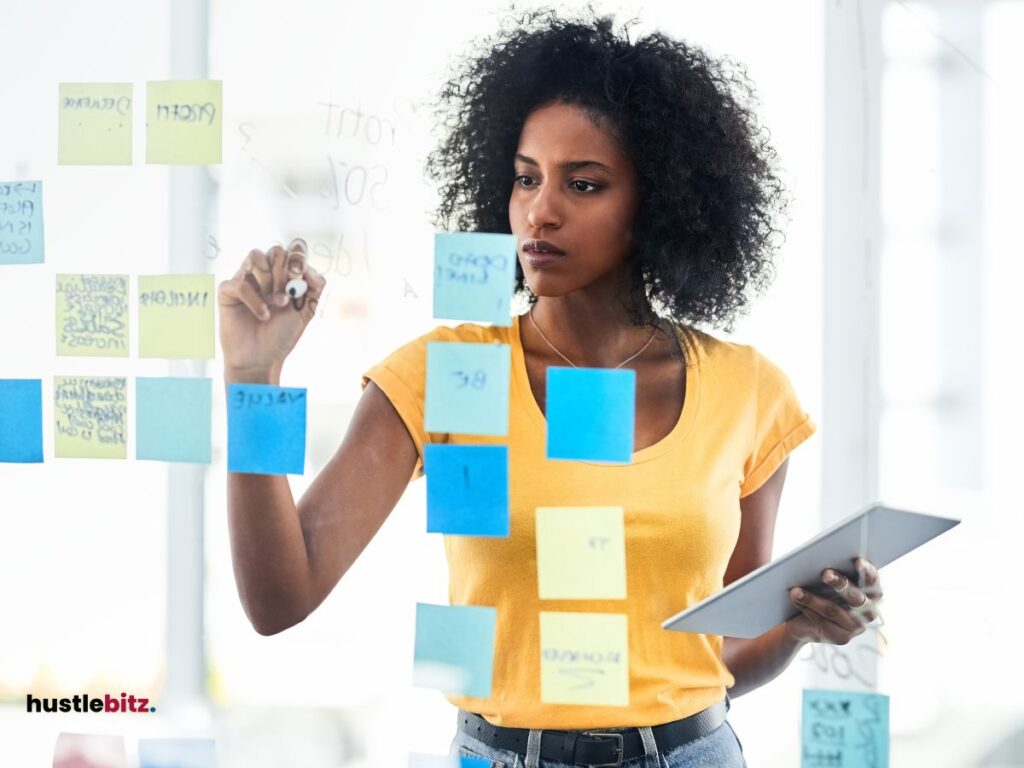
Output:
[{"xmin": 509, "ymin": 101, "xmax": 639, "ymax": 298}]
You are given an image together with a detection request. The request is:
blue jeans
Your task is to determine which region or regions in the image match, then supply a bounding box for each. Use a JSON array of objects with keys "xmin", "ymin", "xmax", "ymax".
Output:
[{"xmin": 448, "ymin": 710, "xmax": 747, "ymax": 768}]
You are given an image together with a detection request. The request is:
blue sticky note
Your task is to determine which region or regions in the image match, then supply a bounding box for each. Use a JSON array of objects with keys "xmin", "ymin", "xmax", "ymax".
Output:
[
  {"xmin": 227, "ymin": 383, "xmax": 306, "ymax": 475},
  {"xmin": 139, "ymin": 738, "xmax": 216, "ymax": 768},
  {"xmin": 136, "ymin": 377, "xmax": 212, "ymax": 463},
  {"xmin": 0, "ymin": 181, "xmax": 44, "ymax": 264},
  {"xmin": 0, "ymin": 379, "xmax": 43, "ymax": 463},
  {"xmin": 461, "ymin": 758, "xmax": 490, "ymax": 768},
  {"xmin": 802, "ymin": 689, "xmax": 889, "ymax": 768},
  {"xmin": 546, "ymin": 367, "xmax": 635, "ymax": 463},
  {"xmin": 425, "ymin": 342, "xmax": 510, "ymax": 435},
  {"xmin": 413, "ymin": 602, "xmax": 497, "ymax": 699},
  {"xmin": 433, "ymin": 232, "xmax": 517, "ymax": 326},
  {"xmin": 425, "ymin": 444, "xmax": 509, "ymax": 536}
]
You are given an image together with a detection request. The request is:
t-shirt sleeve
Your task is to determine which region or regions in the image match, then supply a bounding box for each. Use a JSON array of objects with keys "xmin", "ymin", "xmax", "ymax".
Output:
[
  {"xmin": 360, "ymin": 330, "xmax": 450, "ymax": 484},
  {"xmin": 739, "ymin": 350, "xmax": 817, "ymax": 498}
]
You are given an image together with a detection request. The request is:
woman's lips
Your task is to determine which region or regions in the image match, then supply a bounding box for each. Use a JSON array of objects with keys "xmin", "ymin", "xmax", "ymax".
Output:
[{"xmin": 524, "ymin": 249, "xmax": 564, "ymax": 268}]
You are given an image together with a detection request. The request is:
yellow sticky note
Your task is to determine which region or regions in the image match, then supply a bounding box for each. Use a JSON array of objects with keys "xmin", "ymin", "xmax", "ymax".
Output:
[
  {"xmin": 58, "ymin": 83, "xmax": 133, "ymax": 165},
  {"xmin": 139, "ymin": 274, "xmax": 215, "ymax": 359},
  {"xmin": 56, "ymin": 274, "xmax": 129, "ymax": 357},
  {"xmin": 536, "ymin": 507, "xmax": 627, "ymax": 600},
  {"xmin": 54, "ymin": 376, "xmax": 128, "ymax": 459},
  {"xmin": 539, "ymin": 612, "xmax": 629, "ymax": 706},
  {"xmin": 146, "ymin": 80, "xmax": 222, "ymax": 164}
]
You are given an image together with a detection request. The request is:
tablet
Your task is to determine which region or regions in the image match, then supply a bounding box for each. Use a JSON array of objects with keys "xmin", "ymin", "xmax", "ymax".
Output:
[{"xmin": 661, "ymin": 502, "xmax": 960, "ymax": 639}]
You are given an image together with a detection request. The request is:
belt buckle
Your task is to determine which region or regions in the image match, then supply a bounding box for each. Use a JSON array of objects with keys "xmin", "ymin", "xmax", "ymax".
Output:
[{"xmin": 580, "ymin": 731, "xmax": 624, "ymax": 768}]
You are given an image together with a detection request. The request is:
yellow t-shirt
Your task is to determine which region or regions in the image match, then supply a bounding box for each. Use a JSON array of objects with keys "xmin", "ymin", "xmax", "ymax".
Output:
[{"xmin": 360, "ymin": 313, "xmax": 816, "ymax": 728}]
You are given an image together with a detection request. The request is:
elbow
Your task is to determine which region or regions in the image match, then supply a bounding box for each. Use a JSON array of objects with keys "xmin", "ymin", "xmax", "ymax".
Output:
[{"xmin": 243, "ymin": 598, "xmax": 310, "ymax": 637}]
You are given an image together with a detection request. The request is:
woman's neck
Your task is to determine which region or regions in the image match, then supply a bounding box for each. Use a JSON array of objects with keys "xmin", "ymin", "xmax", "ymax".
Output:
[{"xmin": 525, "ymin": 296, "xmax": 671, "ymax": 369}]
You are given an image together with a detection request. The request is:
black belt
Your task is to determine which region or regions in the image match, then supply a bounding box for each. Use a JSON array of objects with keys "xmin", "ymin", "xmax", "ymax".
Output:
[{"xmin": 457, "ymin": 699, "xmax": 729, "ymax": 767}]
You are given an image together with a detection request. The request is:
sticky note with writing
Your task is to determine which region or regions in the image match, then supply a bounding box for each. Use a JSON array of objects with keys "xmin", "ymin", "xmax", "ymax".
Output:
[
  {"xmin": 146, "ymin": 80, "xmax": 223, "ymax": 164},
  {"xmin": 136, "ymin": 377, "xmax": 212, "ymax": 464},
  {"xmin": 424, "ymin": 444, "xmax": 509, "ymax": 536},
  {"xmin": 226, "ymin": 383, "xmax": 306, "ymax": 475},
  {"xmin": 536, "ymin": 507, "xmax": 626, "ymax": 600},
  {"xmin": 539, "ymin": 611, "xmax": 629, "ymax": 706},
  {"xmin": 413, "ymin": 602, "xmax": 497, "ymax": 699},
  {"xmin": 546, "ymin": 367, "xmax": 635, "ymax": 463},
  {"xmin": 802, "ymin": 688, "xmax": 889, "ymax": 768},
  {"xmin": 425, "ymin": 341, "xmax": 510, "ymax": 435},
  {"xmin": 0, "ymin": 379, "xmax": 43, "ymax": 463},
  {"xmin": 58, "ymin": 82, "xmax": 133, "ymax": 165},
  {"xmin": 56, "ymin": 274, "xmax": 129, "ymax": 357},
  {"xmin": 433, "ymin": 232, "xmax": 517, "ymax": 326},
  {"xmin": 0, "ymin": 180, "xmax": 44, "ymax": 265},
  {"xmin": 138, "ymin": 274, "xmax": 215, "ymax": 359},
  {"xmin": 54, "ymin": 376, "xmax": 127, "ymax": 459},
  {"xmin": 139, "ymin": 738, "xmax": 217, "ymax": 768}
]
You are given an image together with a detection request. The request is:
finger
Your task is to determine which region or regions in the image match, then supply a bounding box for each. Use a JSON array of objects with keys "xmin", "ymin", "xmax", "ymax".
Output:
[
  {"xmin": 855, "ymin": 558, "xmax": 884, "ymax": 602},
  {"xmin": 285, "ymin": 241, "xmax": 306, "ymax": 286},
  {"xmin": 824, "ymin": 569, "xmax": 872, "ymax": 612},
  {"xmin": 791, "ymin": 587, "xmax": 864, "ymax": 638},
  {"xmin": 236, "ymin": 248, "xmax": 274, "ymax": 296},
  {"xmin": 267, "ymin": 244, "xmax": 290, "ymax": 307},
  {"xmin": 218, "ymin": 277, "xmax": 271, "ymax": 320}
]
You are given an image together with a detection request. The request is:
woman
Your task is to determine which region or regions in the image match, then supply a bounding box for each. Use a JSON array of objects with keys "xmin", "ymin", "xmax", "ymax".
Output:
[{"xmin": 217, "ymin": 8, "xmax": 883, "ymax": 767}]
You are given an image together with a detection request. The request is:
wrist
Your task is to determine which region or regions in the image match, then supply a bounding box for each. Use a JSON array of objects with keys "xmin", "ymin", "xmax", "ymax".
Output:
[
  {"xmin": 783, "ymin": 619, "xmax": 811, "ymax": 649},
  {"xmin": 224, "ymin": 363, "xmax": 282, "ymax": 385}
]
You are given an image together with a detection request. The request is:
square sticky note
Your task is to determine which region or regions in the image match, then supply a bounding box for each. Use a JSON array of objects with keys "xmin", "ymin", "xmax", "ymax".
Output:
[
  {"xmin": 424, "ymin": 444, "xmax": 509, "ymax": 536},
  {"xmin": 146, "ymin": 80, "xmax": 223, "ymax": 164},
  {"xmin": 425, "ymin": 341, "xmax": 510, "ymax": 435},
  {"xmin": 58, "ymin": 83, "xmax": 133, "ymax": 165},
  {"xmin": 54, "ymin": 376, "xmax": 127, "ymax": 459},
  {"xmin": 54, "ymin": 733, "xmax": 127, "ymax": 768},
  {"xmin": 138, "ymin": 274, "xmax": 215, "ymax": 359},
  {"xmin": 536, "ymin": 507, "xmax": 626, "ymax": 600},
  {"xmin": 0, "ymin": 379, "xmax": 43, "ymax": 463},
  {"xmin": 56, "ymin": 274, "xmax": 130, "ymax": 357},
  {"xmin": 413, "ymin": 602, "xmax": 497, "ymax": 698},
  {"xmin": 227, "ymin": 383, "xmax": 306, "ymax": 475},
  {"xmin": 0, "ymin": 180, "xmax": 44, "ymax": 264},
  {"xmin": 139, "ymin": 738, "xmax": 216, "ymax": 768},
  {"xmin": 546, "ymin": 367, "xmax": 635, "ymax": 463},
  {"xmin": 433, "ymin": 232, "xmax": 517, "ymax": 326},
  {"xmin": 539, "ymin": 611, "xmax": 629, "ymax": 706},
  {"xmin": 802, "ymin": 689, "xmax": 890, "ymax": 768},
  {"xmin": 136, "ymin": 377, "xmax": 212, "ymax": 463}
]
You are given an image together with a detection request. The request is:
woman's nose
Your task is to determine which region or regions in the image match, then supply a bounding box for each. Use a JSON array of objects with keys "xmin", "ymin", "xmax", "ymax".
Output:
[{"xmin": 527, "ymin": 184, "xmax": 562, "ymax": 229}]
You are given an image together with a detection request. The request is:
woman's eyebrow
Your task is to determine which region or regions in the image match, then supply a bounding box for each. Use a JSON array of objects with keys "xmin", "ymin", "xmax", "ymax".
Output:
[{"xmin": 514, "ymin": 153, "xmax": 614, "ymax": 173}]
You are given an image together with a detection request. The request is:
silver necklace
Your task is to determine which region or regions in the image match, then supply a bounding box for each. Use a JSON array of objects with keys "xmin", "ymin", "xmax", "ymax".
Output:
[{"xmin": 527, "ymin": 304, "xmax": 661, "ymax": 369}]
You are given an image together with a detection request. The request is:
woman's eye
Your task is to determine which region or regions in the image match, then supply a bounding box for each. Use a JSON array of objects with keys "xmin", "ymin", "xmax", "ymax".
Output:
[
  {"xmin": 514, "ymin": 175, "xmax": 601, "ymax": 193},
  {"xmin": 570, "ymin": 180, "xmax": 600, "ymax": 193},
  {"xmin": 514, "ymin": 174, "xmax": 534, "ymax": 187}
]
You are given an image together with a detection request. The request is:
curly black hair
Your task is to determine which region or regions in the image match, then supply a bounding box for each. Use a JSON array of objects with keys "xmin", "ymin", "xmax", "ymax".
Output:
[{"xmin": 425, "ymin": 4, "xmax": 791, "ymax": 361}]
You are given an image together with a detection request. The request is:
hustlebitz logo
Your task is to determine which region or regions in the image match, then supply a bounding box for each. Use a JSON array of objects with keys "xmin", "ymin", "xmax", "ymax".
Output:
[{"xmin": 26, "ymin": 692, "xmax": 156, "ymax": 713}]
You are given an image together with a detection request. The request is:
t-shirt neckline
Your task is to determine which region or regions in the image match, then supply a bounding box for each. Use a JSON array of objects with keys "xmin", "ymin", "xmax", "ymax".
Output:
[{"xmin": 509, "ymin": 312, "xmax": 701, "ymax": 465}]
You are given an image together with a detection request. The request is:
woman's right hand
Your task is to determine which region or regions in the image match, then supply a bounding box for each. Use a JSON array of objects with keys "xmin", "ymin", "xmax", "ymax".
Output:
[{"xmin": 217, "ymin": 238, "xmax": 327, "ymax": 380}]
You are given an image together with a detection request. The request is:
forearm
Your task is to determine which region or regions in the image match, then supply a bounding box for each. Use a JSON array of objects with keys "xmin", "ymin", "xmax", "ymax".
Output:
[
  {"xmin": 722, "ymin": 623, "xmax": 807, "ymax": 698},
  {"xmin": 225, "ymin": 366, "xmax": 312, "ymax": 636}
]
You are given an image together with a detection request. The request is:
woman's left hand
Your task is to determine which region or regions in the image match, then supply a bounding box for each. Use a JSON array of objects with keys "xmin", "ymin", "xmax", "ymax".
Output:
[{"xmin": 784, "ymin": 558, "xmax": 883, "ymax": 645}]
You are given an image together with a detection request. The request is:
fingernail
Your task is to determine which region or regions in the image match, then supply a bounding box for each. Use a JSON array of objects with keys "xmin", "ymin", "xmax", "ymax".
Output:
[
  {"xmin": 260, "ymin": 306, "xmax": 270, "ymax": 320},
  {"xmin": 792, "ymin": 588, "xmax": 804, "ymax": 600},
  {"xmin": 275, "ymin": 293, "xmax": 289, "ymax": 306},
  {"xmin": 289, "ymin": 262, "xmax": 303, "ymax": 274},
  {"xmin": 825, "ymin": 571, "xmax": 838, "ymax": 584}
]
